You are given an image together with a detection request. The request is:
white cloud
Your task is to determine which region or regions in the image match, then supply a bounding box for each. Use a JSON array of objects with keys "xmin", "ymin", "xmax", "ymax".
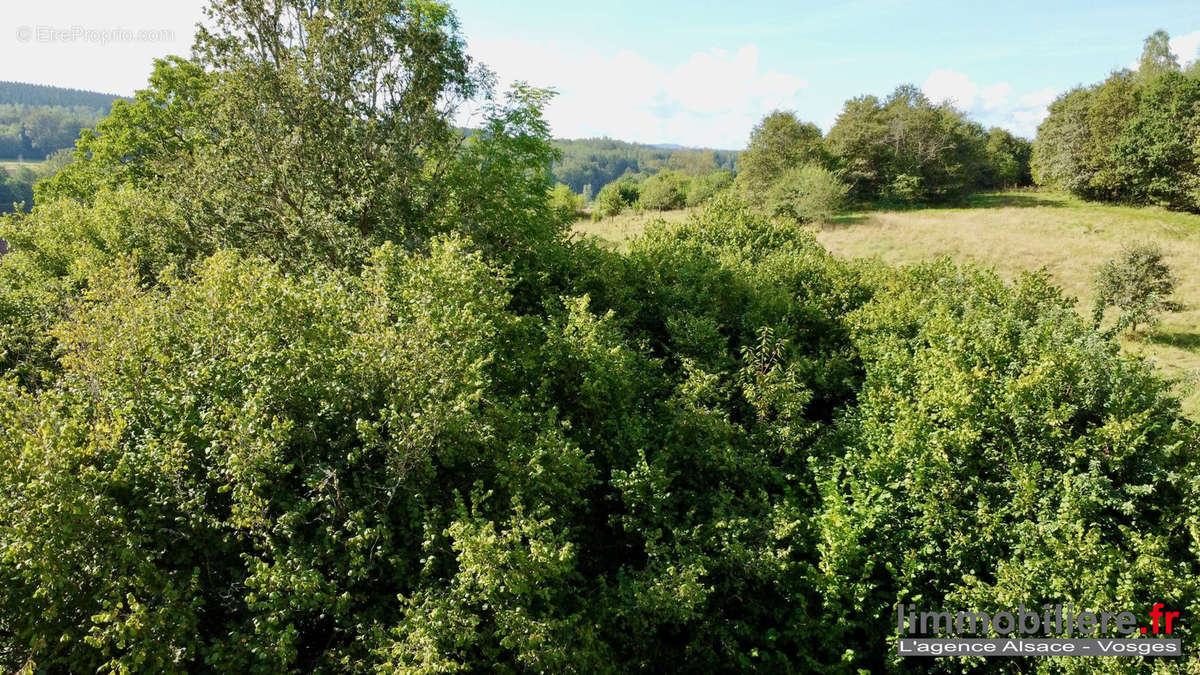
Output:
[
  {"xmin": 922, "ymin": 69, "xmax": 1056, "ymax": 138},
  {"xmin": 462, "ymin": 39, "xmax": 807, "ymax": 149},
  {"xmin": 1171, "ymin": 30, "xmax": 1200, "ymax": 67},
  {"xmin": 1128, "ymin": 29, "xmax": 1200, "ymax": 71}
]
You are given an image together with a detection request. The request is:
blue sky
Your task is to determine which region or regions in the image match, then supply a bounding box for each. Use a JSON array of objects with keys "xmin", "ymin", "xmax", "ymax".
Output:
[
  {"xmin": 1, "ymin": 0, "xmax": 1198, "ymax": 149},
  {"xmin": 452, "ymin": 0, "xmax": 1200, "ymax": 147}
]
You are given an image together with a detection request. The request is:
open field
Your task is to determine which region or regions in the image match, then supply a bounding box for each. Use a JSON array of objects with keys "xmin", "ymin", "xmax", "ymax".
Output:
[
  {"xmin": 574, "ymin": 192, "xmax": 1200, "ymax": 417},
  {"xmin": 572, "ymin": 207, "xmax": 695, "ymax": 249},
  {"xmin": 0, "ymin": 159, "xmax": 47, "ymax": 174}
]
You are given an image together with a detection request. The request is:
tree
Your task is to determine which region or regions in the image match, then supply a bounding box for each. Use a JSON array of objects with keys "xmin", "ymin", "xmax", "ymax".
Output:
[
  {"xmin": 1137, "ymin": 29, "xmax": 1180, "ymax": 84},
  {"xmin": 1031, "ymin": 87, "xmax": 1096, "ymax": 194},
  {"xmin": 983, "ymin": 128, "xmax": 1032, "ymax": 188},
  {"xmin": 736, "ymin": 111, "xmax": 829, "ymax": 202},
  {"xmin": 1033, "ymin": 32, "xmax": 1200, "ymax": 212},
  {"xmin": 594, "ymin": 181, "xmax": 627, "ymax": 217},
  {"xmin": 685, "ymin": 169, "xmax": 733, "ymax": 206},
  {"xmin": 826, "ymin": 85, "xmax": 991, "ymax": 203},
  {"xmin": 1110, "ymin": 71, "xmax": 1200, "ymax": 210},
  {"xmin": 1092, "ymin": 242, "xmax": 1178, "ymax": 334},
  {"xmin": 638, "ymin": 170, "xmax": 688, "ymax": 210},
  {"xmin": 548, "ymin": 183, "xmax": 584, "ymax": 224}
]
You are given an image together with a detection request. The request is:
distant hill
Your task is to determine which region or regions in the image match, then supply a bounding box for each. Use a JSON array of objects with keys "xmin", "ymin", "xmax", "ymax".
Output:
[
  {"xmin": 551, "ymin": 137, "xmax": 738, "ymax": 194},
  {"xmin": 0, "ymin": 82, "xmax": 130, "ymax": 160},
  {"xmin": 0, "ymin": 81, "xmax": 128, "ymax": 111}
]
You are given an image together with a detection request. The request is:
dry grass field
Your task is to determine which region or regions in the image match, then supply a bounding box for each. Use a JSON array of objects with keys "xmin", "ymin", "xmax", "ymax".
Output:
[
  {"xmin": 574, "ymin": 192, "xmax": 1200, "ymax": 417},
  {"xmin": 0, "ymin": 159, "xmax": 46, "ymax": 174}
]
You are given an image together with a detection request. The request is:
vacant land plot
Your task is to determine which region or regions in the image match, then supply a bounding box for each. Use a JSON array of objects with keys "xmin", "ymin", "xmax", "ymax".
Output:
[{"xmin": 574, "ymin": 192, "xmax": 1200, "ymax": 416}]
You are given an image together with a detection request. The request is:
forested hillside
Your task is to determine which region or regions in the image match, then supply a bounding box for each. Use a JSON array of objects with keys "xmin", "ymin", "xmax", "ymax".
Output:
[
  {"xmin": 0, "ymin": 82, "xmax": 127, "ymax": 160},
  {"xmin": 0, "ymin": 2, "xmax": 1197, "ymax": 672},
  {"xmin": 551, "ymin": 137, "xmax": 736, "ymax": 194}
]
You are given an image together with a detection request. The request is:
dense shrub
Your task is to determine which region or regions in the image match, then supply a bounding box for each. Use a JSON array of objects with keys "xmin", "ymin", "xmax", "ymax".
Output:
[
  {"xmin": 637, "ymin": 170, "xmax": 689, "ymax": 210},
  {"xmin": 686, "ymin": 169, "xmax": 733, "ymax": 206},
  {"xmin": 817, "ymin": 263, "xmax": 1200, "ymax": 671},
  {"xmin": 2, "ymin": 1, "xmax": 1199, "ymax": 672},
  {"xmin": 764, "ymin": 164, "xmax": 849, "ymax": 223},
  {"xmin": 548, "ymin": 182, "xmax": 585, "ymax": 223},
  {"xmin": 1092, "ymin": 242, "xmax": 1178, "ymax": 334}
]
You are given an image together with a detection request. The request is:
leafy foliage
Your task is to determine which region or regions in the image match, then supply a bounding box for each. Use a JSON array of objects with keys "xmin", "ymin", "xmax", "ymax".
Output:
[
  {"xmin": 638, "ymin": 170, "xmax": 689, "ymax": 210},
  {"xmin": 1033, "ymin": 31, "xmax": 1200, "ymax": 211},
  {"xmin": 764, "ymin": 164, "xmax": 849, "ymax": 223},
  {"xmin": 1092, "ymin": 242, "xmax": 1178, "ymax": 334},
  {"xmin": 826, "ymin": 85, "xmax": 996, "ymax": 203},
  {"xmin": 548, "ymin": 183, "xmax": 585, "ymax": 224},
  {"xmin": 2, "ymin": 2, "xmax": 1199, "ymax": 672},
  {"xmin": 736, "ymin": 111, "xmax": 830, "ymax": 203}
]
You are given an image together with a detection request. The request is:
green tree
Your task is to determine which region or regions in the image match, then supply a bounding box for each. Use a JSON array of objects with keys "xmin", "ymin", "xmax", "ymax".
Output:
[
  {"xmin": 1092, "ymin": 242, "xmax": 1178, "ymax": 334},
  {"xmin": 1137, "ymin": 29, "xmax": 1180, "ymax": 84},
  {"xmin": 638, "ymin": 170, "xmax": 688, "ymax": 210},
  {"xmin": 548, "ymin": 182, "xmax": 585, "ymax": 224},
  {"xmin": 736, "ymin": 111, "xmax": 829, "ymax": 202},
  {"xmin": 826, "ymin": 86, "xmax": 989, "ymax": 203},
  {"xmin": 983, "ymin": 128, "xmax": 1032, "ymax": 188},
  {"xmin": 685, "ymin": 169, "xmax": 733, "ymax": 206}
]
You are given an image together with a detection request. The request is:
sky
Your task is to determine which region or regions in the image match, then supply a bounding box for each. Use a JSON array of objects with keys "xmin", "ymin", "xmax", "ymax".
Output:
[{"xmin": 1, "ymin": 1, "xmax": 1198, "ymax": 149}]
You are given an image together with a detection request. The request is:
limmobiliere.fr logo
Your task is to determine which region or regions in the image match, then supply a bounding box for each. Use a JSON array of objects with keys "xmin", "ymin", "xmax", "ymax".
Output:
[{"xmin": 896, "ymin": 603, "xmax": 1182, "ymax": 657}]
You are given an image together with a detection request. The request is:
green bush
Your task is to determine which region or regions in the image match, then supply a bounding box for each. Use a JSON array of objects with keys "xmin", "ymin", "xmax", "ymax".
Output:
[
  {"xmin": 594, "ymin": 176, "xmax": 641, "ymax": 217},
  {"xmin": 685, "ymin": 169, "xmax": 733, "ymax": 206},
  {"xmin": 4, "ymin": 1, "xmax": 1200, "ymax": 672},
  {"xmin": 594, "ymin": 182, "xmax": 626, "ymax": 217},
  {"xmin": 816, "ymin": 262, "xmax": 1200, "ymax": 671},
  {"xmin": 1092, "ymin": 242, "xmax": 1178, "ymax": 334},
  {"xmin": 637, "ymin": 170, "xmax": 688, "ymax": 211},
  {"xmin": 548, "ymin": 182, "xmax": 585, "ymax": 224},
  {"xmin": 765, "ymin": 164, "xmax": 849, "ymax": 223}
]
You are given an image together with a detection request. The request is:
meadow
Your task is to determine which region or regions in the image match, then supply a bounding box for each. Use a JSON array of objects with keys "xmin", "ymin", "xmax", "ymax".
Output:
[
  {"xmin": 0, "ymin": 159, "xmax": 45, "ymax": 173},
  {"xmin": 576, "ymin": 191, "xmax": 1200, "ymax": 417}
]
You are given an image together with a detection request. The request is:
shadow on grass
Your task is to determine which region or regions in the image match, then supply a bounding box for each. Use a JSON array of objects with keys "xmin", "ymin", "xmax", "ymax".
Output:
[
  {"xmin": 1148, "ymin": 330, "xmax": 1200, "ymax": 352},
  {"xmin": 825, "ymin": 213, "xmax": 870, "ymax": 226},
  {"xmin": 849, "ymin": 191, "xmax": 1070, "ymax": 214},
  {"xmin": 959, "ymin": 192, "xmax": 1070, "ymax": 209}
]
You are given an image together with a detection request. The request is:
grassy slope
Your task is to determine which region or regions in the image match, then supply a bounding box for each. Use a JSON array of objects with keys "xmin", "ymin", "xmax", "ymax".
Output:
[
  {"xmin": 573, "ymin": 192, "xmax": 1200, "ymax": 417},
  {"xmin": 0, "ymin": 159, "xmax": 46, "ymax": 173}
]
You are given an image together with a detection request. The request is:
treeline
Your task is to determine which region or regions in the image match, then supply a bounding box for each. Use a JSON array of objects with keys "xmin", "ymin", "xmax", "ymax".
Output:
[
  {"xmin": 0, "ymin": 83, "xmax": 126, "ymax": 159},
  {"xmin": 0, "ymin": 82, "xmax": 126, "ymax": 109},
  {"xmin": 1033, "ymin": 30, "xmax": 1200, "ymax": 211},
  {"xmin": 552, "ymin": 137, "xmax": 736, "ymax": 194},
  {"xmin": 587, "ymin": 86, "xmax": 1033, "ymax": 222},
  {"xmin": 734, "ymin": 87, "xmax": 1032, "ymax": 222}
]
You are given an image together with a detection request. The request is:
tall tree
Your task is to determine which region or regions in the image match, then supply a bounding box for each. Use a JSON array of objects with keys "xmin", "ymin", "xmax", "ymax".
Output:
[
  {"xmin": 735, "ymin": 111, "xmax": 829, "ymax": 202},
  {"xmin": 1137, "ymin": 29, "xmax": 1180, "ymax": 83}
]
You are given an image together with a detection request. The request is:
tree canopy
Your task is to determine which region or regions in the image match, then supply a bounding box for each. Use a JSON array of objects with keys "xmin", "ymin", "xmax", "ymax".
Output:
[{"xmin": 1, "ymin": 3, "xmax": 1198, "ymax": 673}]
